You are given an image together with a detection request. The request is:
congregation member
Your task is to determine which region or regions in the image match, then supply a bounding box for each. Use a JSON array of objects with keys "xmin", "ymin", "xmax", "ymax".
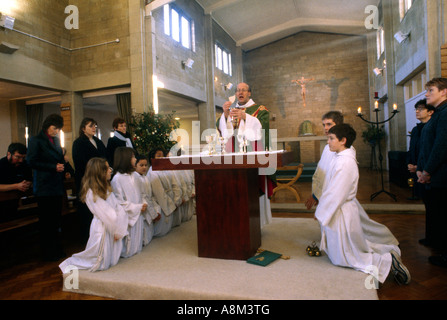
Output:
[
  {"xmin": 27, "ymin": 114, "xmax": 68, "ymax": 261},
  {"xmin": 72, "ymin": 118, "xmax": 108, "ymax": 244},
  {"xmin": 133, "ymin": 154, "xmax": 162, "ymax": 243},
  {"xmin": 111, "ymin": 147, "xmax": 147, "ymax": 258},
  {"xmin": 305, "ymin": 111, "xmax": 344, "ymax": 210},
  {"xmin": 59, "ymin": 158, "xmax": 128, "ymax": 273},
  {"xmin": 106, "ymin": 117, "xmax": 136, "ymax": 167},
  {"xmin": 406, "ymin": 100, "xmax": 435, "ymax": 246},
  {"xmin": 0, "ymin": 143, "xmax": 32, "ymax": 220},
  {"xmin": 315, "ymin": 124, "xmax": 411, "ymax": 285},
  {"xmin": 217, "ymin": 82, "xmax": 274, "ymax": 227},
  {"xmin": 417, "ymin": 77, "xmax": 447, "ymax": 268}
]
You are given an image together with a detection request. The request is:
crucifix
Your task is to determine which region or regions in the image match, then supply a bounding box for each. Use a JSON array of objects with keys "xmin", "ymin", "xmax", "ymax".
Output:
[{"xmin": 292, "ymin": 76, "xmax": 314, "ymax": 107}]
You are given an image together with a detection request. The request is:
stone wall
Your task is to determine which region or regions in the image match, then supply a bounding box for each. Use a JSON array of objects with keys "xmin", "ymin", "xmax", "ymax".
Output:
[{"xmin": 244, "ymin": 31, "xmax": 371, "ymax": 167}]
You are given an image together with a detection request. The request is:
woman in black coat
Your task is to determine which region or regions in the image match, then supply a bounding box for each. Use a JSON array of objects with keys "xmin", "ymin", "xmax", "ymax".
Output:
[
  {"xmin": 26, "ymin": 114, "xmax": 67, "ymax": 261},
  {"xmin": 72, "ymin": 117, "xmax": 108, "ymax": 244}
]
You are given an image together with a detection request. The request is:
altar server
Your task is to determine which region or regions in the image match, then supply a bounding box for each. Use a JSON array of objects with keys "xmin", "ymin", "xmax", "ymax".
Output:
[
  {"xmin": 147, "ymin": 148, "xmax": 177, "ymax": 236},
  {"xmin": 134, "ymin": 155, "xmax": 163, "ymax": 241},
  {"xmin": 314, "ymin": 124, "xmax": 410, "ymax": 285},
  {"xmin": 182, "ymin": 170, "xmax": 195, "ymax": 222},
  {"xmin": 111, "ymin": 147, "xmax": 148, "ymax": 258},
  {"xmin": 59, "ymin": 158, "xmax": 128, "ymax": 273}
]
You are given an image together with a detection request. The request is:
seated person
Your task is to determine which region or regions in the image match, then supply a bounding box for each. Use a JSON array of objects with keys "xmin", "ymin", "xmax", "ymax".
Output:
[{"xmin": 0, "ymin": 143, "xmax": 33, "ymax": 221}]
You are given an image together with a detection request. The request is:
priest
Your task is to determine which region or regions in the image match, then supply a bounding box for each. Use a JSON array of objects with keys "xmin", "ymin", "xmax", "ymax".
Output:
[{"xmin": 217, "ymin": 82, "xmax": 275, "ymax": 227}]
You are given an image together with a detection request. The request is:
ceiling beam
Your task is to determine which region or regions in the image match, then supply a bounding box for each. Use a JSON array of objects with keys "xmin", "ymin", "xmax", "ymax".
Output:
[
  {"xmin": 236, "ymin": 17, "xmax": 365, "ymax": 47},
  {"xmin": 145, "ymin": 0, "xmax": 174, "ymax": 15},
  {"xmin": 204, "ymin": 0, "xmax": 243, "ymax": 14}
]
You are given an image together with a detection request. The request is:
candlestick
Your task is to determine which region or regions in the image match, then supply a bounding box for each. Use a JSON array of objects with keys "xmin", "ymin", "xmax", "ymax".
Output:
[{"xmin": 357, "ymin": 96, "xmax": 399, "ymax": 202}]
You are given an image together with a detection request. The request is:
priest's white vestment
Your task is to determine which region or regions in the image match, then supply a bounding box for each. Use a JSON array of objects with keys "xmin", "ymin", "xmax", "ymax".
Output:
[
  {"xmin": 315, "ymin": 148, "xmax": 400, "ymax": 283},
  {"xmin": 111, "ymin": 172, "xmax": 149, "ymax": 258},
  {"xmin": 217, "ymin": 99, "xmax": 272, "ymax": 227},
  {"xmin": 59, "ymin": 190, "xmax": 128, "ymax": 273}
]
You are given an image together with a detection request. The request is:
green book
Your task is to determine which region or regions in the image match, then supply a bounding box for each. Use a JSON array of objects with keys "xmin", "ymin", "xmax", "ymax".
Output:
[{"xmin": 247, "ymin": 250, "xmax": 282, "ymax": 267}]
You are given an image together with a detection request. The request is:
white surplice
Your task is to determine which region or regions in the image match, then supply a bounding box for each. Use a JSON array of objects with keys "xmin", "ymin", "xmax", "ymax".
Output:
[
  {"xmin": 133, "ymin": 171, "xmax": 162, "ymax": 244},
  {"xmin": 147, "ymin": 167, "xmax": 176, "ymax": 235},
  {"xmin": 315, "ymin": 148, "xmax": 400, "ymax": 283},
  {"xmin": 59, "ymin": 190, "xmax": 128, "ymax": 273},
  {"xmin": 182, "ymin": 170, "xmax": 195, "ymax": 222},
  {"xmin": 312, "ymin": 144, "xmax": 335, "ymax": 201},
  {"xmin": 111, "ymin": 172, "xmax": 149, "ymax": 258}
]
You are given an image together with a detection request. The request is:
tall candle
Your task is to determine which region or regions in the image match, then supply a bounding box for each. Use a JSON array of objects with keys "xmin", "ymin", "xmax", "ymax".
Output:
[{"xmin": 375, "ymin": 101, "xmax": 379, "ymax": 109}]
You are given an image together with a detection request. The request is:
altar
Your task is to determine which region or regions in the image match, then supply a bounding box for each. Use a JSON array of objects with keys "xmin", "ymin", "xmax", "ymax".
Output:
[{"xmin": 152, "ymin": 150, "xmax": 292, "ymax": 260}]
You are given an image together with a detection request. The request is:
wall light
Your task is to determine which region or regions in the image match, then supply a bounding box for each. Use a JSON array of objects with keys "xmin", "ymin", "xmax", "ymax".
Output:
[
  {"xmin": 373, "ymin": 67, "xmax": 383, "ymax": 76},
  {"xmin": 0, "ymin": 12, "xmax": 15, "ymax": 30},
  {"xmin": 182, "ymin": 58, "xmax": 194, "ymax": 69},
  {"xmin": 394, "ymin": 31, "xmax": 410, "ymax": 44},
  {"xmin": 222, "ymin": 82, "xmax": 233, "ymax": 91}
]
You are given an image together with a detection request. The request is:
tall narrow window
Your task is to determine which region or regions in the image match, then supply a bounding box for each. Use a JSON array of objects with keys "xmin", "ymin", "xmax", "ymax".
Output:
[
  {"xmin": 163, "ymin": 4, "xmax": 195, "ymax": 51},
  {"xmin": 171, "ymin": 9, "xmax": 180, "ymax": 42},
  {"xmin": 215, "ymin": 43, "xmax": 232, "ymax": 76}
]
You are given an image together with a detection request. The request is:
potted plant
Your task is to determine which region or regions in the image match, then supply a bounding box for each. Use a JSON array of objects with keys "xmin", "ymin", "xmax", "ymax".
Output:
[
  {"xmin": 128, "ymin": 107, "xmax": 180, "ymax": 156},
  {"xmin": 362, "ymin": 124, "xmax": 385, "ymax": 146}
]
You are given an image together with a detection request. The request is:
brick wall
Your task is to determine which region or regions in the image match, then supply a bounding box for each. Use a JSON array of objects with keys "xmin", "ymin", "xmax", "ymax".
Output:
[{"xmin": 244, "ymin": 31, "xmax": 371, "ymax": 167}]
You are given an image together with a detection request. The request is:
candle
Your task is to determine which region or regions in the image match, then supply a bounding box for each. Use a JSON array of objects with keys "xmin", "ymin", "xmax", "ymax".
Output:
[
  {"xmin": 393, "ymin": 103, "xmax": 398, "ymax": 111},
  {"xmin": 357, "ymin": 107, "xmax": 362, "ymax": 114},
  {"xmin": 375, "ymin": 101, "xmax": 379, "ymax": 109},
  {"xmin": 374, "ymin": 92, "xmax": 379, "ymax": 99}
]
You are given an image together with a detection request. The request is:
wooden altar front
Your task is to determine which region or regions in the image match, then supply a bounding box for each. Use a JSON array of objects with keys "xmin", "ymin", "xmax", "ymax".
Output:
[{"xmin": 152, "ymin": 151, "xmax": 291, "ymax": 260}]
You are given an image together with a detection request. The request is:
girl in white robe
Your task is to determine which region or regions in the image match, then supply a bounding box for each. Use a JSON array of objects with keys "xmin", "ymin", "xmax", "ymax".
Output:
[
  {"xmin": 147, "ymin": 148, "xmax": 177, "ymax": 236},
  {"xmin": 59, "ymin": 158, "xmax": 128, "ymax": 273},
  {"xmin": 134, "ymin": 155, "xmax": 163, "ymax": 241},
  {"xmin": 315, "ymin": 124, "xmax": 410, "ymax": 285},
  {"xmin": 111, "ymin": 147, "xmax": 148, "ymax": 258}
]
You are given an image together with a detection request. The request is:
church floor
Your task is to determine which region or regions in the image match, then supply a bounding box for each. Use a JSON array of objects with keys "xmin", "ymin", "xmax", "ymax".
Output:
[{"xmin": 0, "ymin": 169, "xmax": 446, "ymax": 300}]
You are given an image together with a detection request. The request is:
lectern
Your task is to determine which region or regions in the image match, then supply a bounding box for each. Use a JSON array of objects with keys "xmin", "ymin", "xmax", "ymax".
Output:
[{"xmin": 152, "ymin": 151, "xmax": 291, "ymax": 260}]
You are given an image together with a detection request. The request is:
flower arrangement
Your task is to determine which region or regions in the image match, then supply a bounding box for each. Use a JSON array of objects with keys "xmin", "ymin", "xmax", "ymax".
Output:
[{"xmin": 128, "ymin": 108, "xmax": 180, "ymax": 156}]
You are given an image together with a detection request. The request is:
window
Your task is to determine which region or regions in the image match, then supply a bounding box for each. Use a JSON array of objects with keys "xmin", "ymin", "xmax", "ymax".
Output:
[
  {"xmin": 403, "ymin": 68, "xmax": 427, "ymax": 101},
  {"xmin": 215, "ymin": 43, "xmax": 232, "ymax": 76},
  {"xmin": 164, "ymin": 4, "xmax": 195, "ymax": 51},
  {"xmin": 376, "ymin": 27, "xmax": 385, "ymax": 59},
  {"xmin": 399, "ymin": 0, "xmax": 412, "ymax": 20}
]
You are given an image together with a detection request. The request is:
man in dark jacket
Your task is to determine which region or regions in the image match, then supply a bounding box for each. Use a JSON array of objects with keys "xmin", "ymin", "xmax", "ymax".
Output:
[
  {"xmin": 417, "ymin": 78, "xmax": 447, "ymax": 268},
  {"xmin": 407, "ymin": 99, "xmax": 435, "ymax": 199},
  {"xmin": 26, "ymin": 114, "xmax": 67, "ymax": 261}
]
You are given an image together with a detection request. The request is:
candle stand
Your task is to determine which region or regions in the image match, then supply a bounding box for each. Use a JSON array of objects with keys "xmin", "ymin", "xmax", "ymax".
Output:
[{"xmin": 357, "ymin": 100, "xmax": 399, "ymax": 202}]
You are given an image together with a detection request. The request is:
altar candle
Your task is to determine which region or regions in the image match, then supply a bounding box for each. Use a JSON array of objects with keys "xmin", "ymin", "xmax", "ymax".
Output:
[
  {"xmin": 393, "ymin": 103, "xmax": 398, "ymax": 110},
  {"xmin": 374, "ymin": 101, "xmax": 379, "ymax": 109},
  {"xmin": 374, "ymin": 92, "xmax": 379, "ymax": 99},
  {"xmin": 357, "ymin": 107, "xmax": 362, "ymax": 114}
]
